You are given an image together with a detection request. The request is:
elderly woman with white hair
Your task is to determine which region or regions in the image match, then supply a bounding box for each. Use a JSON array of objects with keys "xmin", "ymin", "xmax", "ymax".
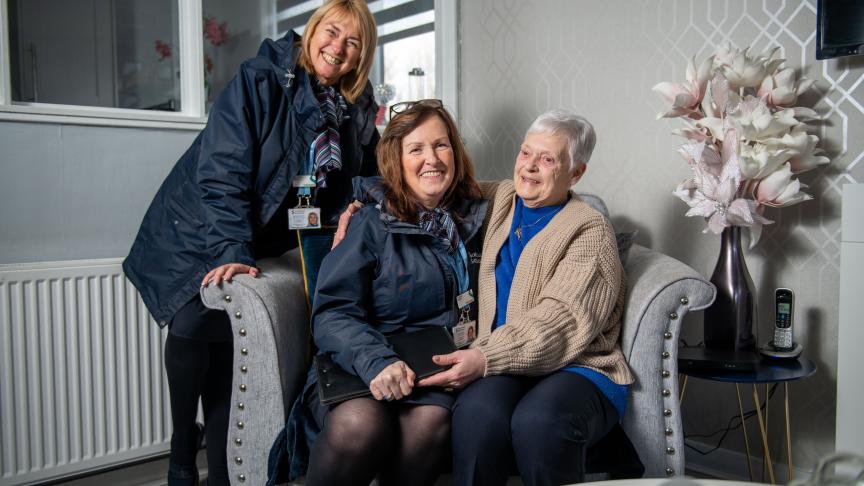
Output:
[{"xmin": 417, "ymin": 109, "xmax": 636, "ymax": 485}]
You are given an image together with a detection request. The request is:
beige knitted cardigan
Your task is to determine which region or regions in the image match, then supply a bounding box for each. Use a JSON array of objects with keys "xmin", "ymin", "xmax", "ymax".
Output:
[{"xmin": 474, "ymin": 180, "xmax": 634, "ymax": 385}]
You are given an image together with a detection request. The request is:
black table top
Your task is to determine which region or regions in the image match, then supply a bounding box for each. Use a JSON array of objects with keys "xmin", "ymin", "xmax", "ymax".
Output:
[{"xmin": 678, "ymin": 350, "xmax": 817, "ymax": 383}]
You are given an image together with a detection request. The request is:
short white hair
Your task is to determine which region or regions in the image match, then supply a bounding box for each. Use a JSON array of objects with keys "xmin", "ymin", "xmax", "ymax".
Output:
[{"xmin": 526, "ymin": 109, "xmax": 596, "ymax": 171}]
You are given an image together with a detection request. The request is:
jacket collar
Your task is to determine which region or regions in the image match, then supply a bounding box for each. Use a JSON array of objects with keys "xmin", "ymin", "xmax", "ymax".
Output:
[{"xmin": 353, "ymin": 176, "xmax": 488, "ymax": 240}]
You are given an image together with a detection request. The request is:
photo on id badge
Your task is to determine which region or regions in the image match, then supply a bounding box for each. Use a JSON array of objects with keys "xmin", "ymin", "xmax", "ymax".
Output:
[{"xmin": 289, "ymin": 207, "xmax": 321, "ymax": 229}]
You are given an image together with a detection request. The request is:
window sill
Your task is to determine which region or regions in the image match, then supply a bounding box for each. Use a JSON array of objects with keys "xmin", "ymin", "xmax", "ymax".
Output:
[{"xmin": 0, "ymin": 103, "xmax": 207, "ymax": 130}]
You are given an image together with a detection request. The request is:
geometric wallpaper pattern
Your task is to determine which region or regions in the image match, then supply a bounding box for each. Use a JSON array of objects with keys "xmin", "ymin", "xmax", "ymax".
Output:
[{"xmin": 457, "ymin": 0, "xmax": 863, "ymax": 473}]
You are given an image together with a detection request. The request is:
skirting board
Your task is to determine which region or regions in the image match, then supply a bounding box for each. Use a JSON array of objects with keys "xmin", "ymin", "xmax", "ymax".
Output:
[{"xmin": 684, "ymin": 438, "xmax": 813, "ymax": 483}]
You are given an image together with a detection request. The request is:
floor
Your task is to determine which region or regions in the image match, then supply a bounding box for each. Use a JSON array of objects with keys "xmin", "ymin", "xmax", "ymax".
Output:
[
  {"xmin": 51, "ymin": 449, "xmax": 721, "ymax": 485},
  {"xmin": 54, "ymin": 456, "xmax": 207, "ymax": 486}
]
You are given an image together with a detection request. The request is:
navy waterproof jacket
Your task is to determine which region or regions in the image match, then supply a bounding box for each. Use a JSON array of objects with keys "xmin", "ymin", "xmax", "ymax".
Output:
[
  {"xmin": 123, "ymin": 32, "xmax": 379, "ymax": 325},
  {"xmin": 312, "ymin": 178, "xmax": 488, "ymax": 385}
]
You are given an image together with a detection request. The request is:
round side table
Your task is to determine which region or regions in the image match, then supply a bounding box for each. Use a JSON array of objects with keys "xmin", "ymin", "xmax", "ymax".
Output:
[{"xmin": 678, "ymin": 351, "xmax": 817, "ymax": 484}]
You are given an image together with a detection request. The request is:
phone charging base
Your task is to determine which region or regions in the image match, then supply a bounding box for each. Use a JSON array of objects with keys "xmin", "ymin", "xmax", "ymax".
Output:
[{"xmin": 760, "ymin": 341, "xmax": 803, "ymax": 359}]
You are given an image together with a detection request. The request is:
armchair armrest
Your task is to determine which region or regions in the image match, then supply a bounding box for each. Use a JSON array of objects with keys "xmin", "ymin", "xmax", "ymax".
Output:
[
  {"xmin": 200, "ymin": 249, "xmax": 309, "ymax": 486},
  {"xmin": 619, "ymin": 244, "xmax": 716, "ymax": 478}
]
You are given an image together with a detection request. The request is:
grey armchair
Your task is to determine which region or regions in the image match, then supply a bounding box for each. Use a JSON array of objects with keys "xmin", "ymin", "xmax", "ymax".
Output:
[{"xmin": 201, "ymin": 243, "xmax": 715, "ymax": 485}]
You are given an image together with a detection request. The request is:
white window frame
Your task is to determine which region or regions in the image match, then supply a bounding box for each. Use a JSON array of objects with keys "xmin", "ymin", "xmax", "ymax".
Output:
[
  {"xmin": 0, "ymin": 0, "xmax": 206, "ymax": 130},
  {"xmin": 435, "ymin": 0, "xmax": 458, "ymax": 121},
  {"xmin": 0, "ymin": 0, "xmax": 458, "ymax": 130}
]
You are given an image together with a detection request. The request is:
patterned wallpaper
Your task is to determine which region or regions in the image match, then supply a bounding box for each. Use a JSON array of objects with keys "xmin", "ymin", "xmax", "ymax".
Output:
[{"xmin": 458, "ymin": 0, "xmax": 863, "ymax": 474}]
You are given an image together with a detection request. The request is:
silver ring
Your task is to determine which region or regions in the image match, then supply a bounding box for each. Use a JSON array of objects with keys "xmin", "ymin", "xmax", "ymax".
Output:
[{"xmin": 383, "ymin": 394, "xmax": 393, "ymax": 401}]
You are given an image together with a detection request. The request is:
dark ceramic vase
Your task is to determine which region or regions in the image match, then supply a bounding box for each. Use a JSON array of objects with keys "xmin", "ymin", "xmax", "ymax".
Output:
[{"xmin": 703, "ymin": 226, "xmax": 757, "ymax": 351}]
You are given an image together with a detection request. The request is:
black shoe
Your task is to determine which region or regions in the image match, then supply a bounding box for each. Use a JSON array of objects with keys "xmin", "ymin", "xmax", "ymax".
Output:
[
  {"xmin": 168, "ymin": 423, "xmax": 206, "ymax": 486},
  {"xmin": 167, "ymin": 462, "xmax": 199, "ymax": 486}
]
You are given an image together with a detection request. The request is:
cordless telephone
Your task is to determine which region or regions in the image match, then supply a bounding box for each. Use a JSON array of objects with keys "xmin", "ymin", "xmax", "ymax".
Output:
[{"xmin": 772, "ymin": 288, "xmax": 794, "ymax": 350}]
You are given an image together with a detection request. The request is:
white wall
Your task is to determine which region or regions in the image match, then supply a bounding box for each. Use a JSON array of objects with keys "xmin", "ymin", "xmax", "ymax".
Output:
[
  {"xmin": 0, "ymin": 121, "xmax": 196, "ymax": 263},
  {"xmin": 457, "ymin": 0, "xmax": 863, "ymax": 474},
  {"xmin": 837, "ymin": 183, "xmax": 864, "ymax": 460}
]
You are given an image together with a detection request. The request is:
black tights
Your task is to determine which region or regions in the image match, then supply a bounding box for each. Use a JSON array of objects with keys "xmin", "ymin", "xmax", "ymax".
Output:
[
  {"xmin": 164, "ymin": 333, "xmax": 233, "ymax": 485},
  {"xmin": 305, "ymin": 398, "xmax": 450, "ymax": 486}
]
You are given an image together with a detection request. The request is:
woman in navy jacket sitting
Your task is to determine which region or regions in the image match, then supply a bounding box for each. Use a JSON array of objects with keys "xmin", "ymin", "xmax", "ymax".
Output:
[
  {"xmin": 283, "ymin": 101, "xmax": 486, "ymax": 486},
  {"xmin": 122, "ymin": 1, "xmax": 379, "ymax": 484}
]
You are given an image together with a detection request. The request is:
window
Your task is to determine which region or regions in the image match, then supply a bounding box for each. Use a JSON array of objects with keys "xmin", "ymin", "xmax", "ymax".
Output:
[
  {"xmin": 0, "ymin": 0, "xmax": 209, "ymax": 128},
  {"xmin": 200, "ymin": 0, "xmax": 271, "ymax": 112},
  {"xmin": 0, "ymin": 0, "xmax": 456, "ymax": 128},
  {"xmin": 9, "ymin": 0, "xmax": 181, "ymax": 110}
]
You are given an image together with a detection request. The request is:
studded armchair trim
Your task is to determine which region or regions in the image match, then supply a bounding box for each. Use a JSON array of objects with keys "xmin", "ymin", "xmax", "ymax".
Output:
[
  {"xmin": 201, "ymin": 249, "xmax": 308, "ymax": 486},
  {"xmin": 619, "ymin": 244, "xmax": 716, "ymax": 478}
]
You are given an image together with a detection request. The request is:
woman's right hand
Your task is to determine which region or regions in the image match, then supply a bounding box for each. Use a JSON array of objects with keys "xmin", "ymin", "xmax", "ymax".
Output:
[
  {"xmin": 201, "ymin": 263, "xmax": 259, "ymax": 287},
  {"xmin": 369, "ymin": 360, "xmax": 415, "ymax": 401},
  {"xmin": 331, "ymin": 200, "xmax": 364, "ymax": 249}
]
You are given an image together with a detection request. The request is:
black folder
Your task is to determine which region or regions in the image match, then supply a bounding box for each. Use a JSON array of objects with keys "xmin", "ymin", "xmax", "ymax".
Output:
[{"xmin": 315, "ymin": 326, "xmax": 456, "ymax": 405}]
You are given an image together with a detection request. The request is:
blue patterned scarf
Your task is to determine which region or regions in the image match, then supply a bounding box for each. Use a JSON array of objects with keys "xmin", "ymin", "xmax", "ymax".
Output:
[
  {"xmin": 311, "ymin": 83, "xmax": 349, "ymax": 188},
  {"xmin": 417, "ymin": 207, "xmax": 460, "ymax": 253}
]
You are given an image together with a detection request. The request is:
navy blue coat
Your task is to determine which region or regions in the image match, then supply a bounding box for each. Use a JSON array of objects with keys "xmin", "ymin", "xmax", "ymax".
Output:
[
  {"xmin": 123, "ymin": 33, "xmax": 379, "ymax": 325},
  {"xmin": 267, "ymin": 179, "xmax": 487, "ymax": 483},
  {"xmin": 312, "ymin": 180, "xmax": 488, "ymax": 384}
]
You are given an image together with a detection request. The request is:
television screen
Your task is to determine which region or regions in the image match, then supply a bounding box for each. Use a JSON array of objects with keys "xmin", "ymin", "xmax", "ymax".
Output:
[{"xmin": 817, "ymin": 0, "xmax": 864, "ymax": 60}]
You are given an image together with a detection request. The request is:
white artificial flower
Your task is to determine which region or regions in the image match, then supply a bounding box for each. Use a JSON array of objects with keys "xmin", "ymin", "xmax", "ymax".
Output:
[
  {"xmin": 763, "ymin": 127, "xmax": 830, "ymax": 174},
  {"xmin": 671, "ymin": 122, "xmax": 712, "ymax": 142},
  {"xmin": 738, "ymin": 142, "xmax": 795, "ymax": 180},
  {"xmin": 728, "ymin": 96, "xmax": 799, "ymax": 141},
  {"xmin": 754, "ymin": 163, "xmax": 813, "ymax": 208},
  {"xmin": 714, "ymin": 44, "xmax": 783, "ymax": 89},
  {"xmin": 653, "ymin": 55, "xmax": 715, "ymax": 119},
  {"xmin": 758, "ymin": 67, "xmax": 815, "ymax": 108}
]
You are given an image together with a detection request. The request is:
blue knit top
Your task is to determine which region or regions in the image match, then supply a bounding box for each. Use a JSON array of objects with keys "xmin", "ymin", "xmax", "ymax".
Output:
[{"xmin": 493, "ymin": 197, "xmax": 628, "ymax": 418}]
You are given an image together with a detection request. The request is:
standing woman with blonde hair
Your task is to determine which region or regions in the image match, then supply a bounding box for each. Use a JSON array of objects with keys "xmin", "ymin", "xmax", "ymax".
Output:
[{"xmin": 123, "ymin": 1, "xmax": 380, "ymax": 484}]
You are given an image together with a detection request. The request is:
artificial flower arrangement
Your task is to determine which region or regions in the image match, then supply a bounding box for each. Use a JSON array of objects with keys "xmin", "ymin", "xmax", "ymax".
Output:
[{"xmin": 653, "ymin": 44, "xmax": 829, "ymax": 247}]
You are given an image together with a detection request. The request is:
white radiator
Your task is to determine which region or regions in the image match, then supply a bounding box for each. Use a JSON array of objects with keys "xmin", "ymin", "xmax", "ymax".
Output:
[{"xmin": 0, "ymin": 259, "xmax": 171, "ymax": 485}]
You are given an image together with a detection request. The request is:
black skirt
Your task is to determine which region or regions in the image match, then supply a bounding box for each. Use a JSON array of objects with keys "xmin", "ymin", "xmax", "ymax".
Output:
[{"xmin": 305, "ymin": 366, "xmax": 457, "ymax": 428}]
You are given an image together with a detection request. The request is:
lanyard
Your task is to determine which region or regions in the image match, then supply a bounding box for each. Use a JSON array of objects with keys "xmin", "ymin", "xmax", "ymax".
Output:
[
  {"xmin": 297, "ymin": 143, "xmax": 317, "ymax": 199},
  {"xmin": 455, "ymin": 240, "xmax": 469, "ymax": 295}
]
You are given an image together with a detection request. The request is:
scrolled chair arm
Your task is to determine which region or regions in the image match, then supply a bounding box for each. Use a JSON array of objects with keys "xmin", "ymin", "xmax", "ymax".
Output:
[
  {"xmin": 200, "ymin": 248, "xmax": 309, "ymax": 486},
  {"xmin": 619, "ymin": 243, "xmax": 716, "ymax": 478}
]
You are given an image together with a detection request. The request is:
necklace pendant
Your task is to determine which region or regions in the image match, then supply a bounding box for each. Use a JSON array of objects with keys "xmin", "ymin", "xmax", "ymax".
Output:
[{"xmin": 515, "ymin": 226, "xmax": 522, "ymax": 240}]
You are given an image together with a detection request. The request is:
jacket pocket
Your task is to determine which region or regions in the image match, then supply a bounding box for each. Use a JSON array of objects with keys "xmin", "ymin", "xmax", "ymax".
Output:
[{"xmin": 167, "ymin": 199, "xmax": 204, "ymax": 228}]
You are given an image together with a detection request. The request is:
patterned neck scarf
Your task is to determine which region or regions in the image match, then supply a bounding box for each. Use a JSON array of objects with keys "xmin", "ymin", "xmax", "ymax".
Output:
[
  {"xmin": 311, "ymin": 83, "xmax": 349, "ymax": 188},
  {"xmin": 417, "ymin": 207, "xmax": 461, "ymax": 253}
]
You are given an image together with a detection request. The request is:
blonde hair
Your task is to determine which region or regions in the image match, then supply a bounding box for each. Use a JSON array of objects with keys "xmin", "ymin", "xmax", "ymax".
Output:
[{"xmin": 299, "ymin": 0, "xmax": 377, "ymax": 103}]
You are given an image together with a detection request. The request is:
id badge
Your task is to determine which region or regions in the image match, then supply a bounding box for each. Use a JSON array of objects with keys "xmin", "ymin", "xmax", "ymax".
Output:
[
  {"xmin": 288, "ymin": 207, "xmax": 321, "ymax": 230},
  {"xmin": 291, "ymin": 175, "xmax": 316, "ymax": 188},
  {"xmin": 456, "ymin": 290, "xmax": 475, "ymax": 309},
  {"xmin": 453, "ymin": 320, "xmax": 476, "ymax": 348}
]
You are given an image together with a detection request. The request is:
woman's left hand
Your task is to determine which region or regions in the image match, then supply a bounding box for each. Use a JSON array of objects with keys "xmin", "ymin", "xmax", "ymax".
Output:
[
  {"xmin": 417, "ymin": 348, "xmax": 486, "ymax": 390},
  {"xmin": 201, "ymin": 263, "xmax": 259, "ymax": 287}
]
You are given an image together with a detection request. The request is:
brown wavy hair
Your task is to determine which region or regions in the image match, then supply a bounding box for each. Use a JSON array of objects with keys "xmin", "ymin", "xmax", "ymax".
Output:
[
  {"xmin": 377, "ymin": 103, "xmax": 481, "ymax": 222},
  {"xmin": 299, "ymin": 0, "xmax": 377, "ymax": 103}
]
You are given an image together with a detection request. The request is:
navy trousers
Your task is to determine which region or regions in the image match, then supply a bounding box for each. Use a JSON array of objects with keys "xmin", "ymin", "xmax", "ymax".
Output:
[{"xmin": 451, "ymin": 371, "xmax": 620, "ymax": 486}]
